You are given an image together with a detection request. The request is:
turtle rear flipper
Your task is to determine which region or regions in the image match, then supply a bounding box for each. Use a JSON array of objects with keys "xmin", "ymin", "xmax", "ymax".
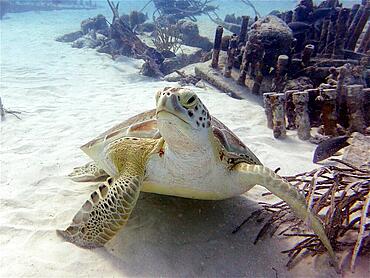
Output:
[
  {"xmin": 234, "ymin": 163, "xmax": 338, "ymax": 271},
  {"xmin": 68, "ymin": 161, "xmax": 108, "ymax": 182},
  {"xmin": 57, "ymin": 173, "xmax": 142, "ymax": 248}
]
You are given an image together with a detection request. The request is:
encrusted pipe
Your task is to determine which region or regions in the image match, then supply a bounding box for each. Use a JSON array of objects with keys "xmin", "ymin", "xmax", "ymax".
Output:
[
  {"xmin": 346, "ymin": 85, "xmax": 365, "ymax": 133},
  {"xmin": 320, "ymin": 88, "xmax": 337, "ymax": 136},
  {"xmin": 224, "ymin": 34, "xmax": 238, "ymax": 78},
  {"xmin": 301, "ymin": 44, "xmax": 314, "ymax": 67},
  {"xmin": 238, "ymin": 16, "xmax": 249, "ymax": 45},
  {"xmin": 357, "ymin": 22, "xmax": 370, "ymax": 53},
  {"xmin": 285, "ymin": 90, "xmax": 298, "ymax": 130},
  {"xmin": 293, "ymin": 91, "xmax": 311, "ymax": 140},
  {"xmin": 211, "ymin": 26, "xmax": 223, "ymax": 69},
  {"xmin": 263, "ymin": 92, "xmax": 274, "ymax": 129},
  {"xmin": 270, "ymin": 93, "xmax": 287, "ymax": 139},
  {"xmin": 272, "ymin": 55, "xmax": 289, "ymax": 93},
  {"xmin": 347, "ymin": 2, "xmax": 369, "ymax": 51},
  {"xmin": 333, "ymin": 8, "xmax": 350, "ymax": 57}
]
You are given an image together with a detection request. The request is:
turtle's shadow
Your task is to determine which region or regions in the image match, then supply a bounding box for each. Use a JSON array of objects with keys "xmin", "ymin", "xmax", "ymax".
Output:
[{"xmin": 95, "ymin": 192, "xmax": 332, "ymax": 277}]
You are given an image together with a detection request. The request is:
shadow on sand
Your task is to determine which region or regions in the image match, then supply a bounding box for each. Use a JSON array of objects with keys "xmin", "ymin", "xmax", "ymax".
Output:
[{"xmin": 93, "ymin": 192, "xmax": 337, "ymax": 277}]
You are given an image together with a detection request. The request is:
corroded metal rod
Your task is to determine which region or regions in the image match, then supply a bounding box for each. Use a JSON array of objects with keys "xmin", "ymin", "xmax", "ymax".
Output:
[
  {"xmin": 293, "ymin": 91, "xmax": 311, "ymax": 140},
  {"xmin": 211, "ymin": 26, "xmax": 223, "ymax": 69},
  {"xmin": 305, "ymin": 88, "xmax": 321, "ymax": 127},
  {"xmin": 251, "ymin": 62, "xmax": 264, "ymax": 95},
  {"xmin": 346, "ymin": 85, "xmax": 365, "ymax": 133},
  {"xmin": 224, "ymin": 34, "xmax": 238, "ymax": 78},
  {"xmin": 237, "ymin": 44, "xmax": 248, "ymax": 85},
  {"xmin": 346, "ymin": 4, "xmax": 360, "ymax": 28}
]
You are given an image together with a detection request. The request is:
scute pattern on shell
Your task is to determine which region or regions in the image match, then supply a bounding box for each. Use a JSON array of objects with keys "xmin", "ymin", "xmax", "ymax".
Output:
[{"xmin": 83, "ymin": 109, "xmax": 261, "ymax": 166}]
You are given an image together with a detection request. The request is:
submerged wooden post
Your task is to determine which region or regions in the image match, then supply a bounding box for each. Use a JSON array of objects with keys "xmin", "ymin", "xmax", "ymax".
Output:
[
  {"xmin": 318, "ymin": 20, "xmax": 330, "ymax": 54},
  {"xmin": 237, "ymin": 44, "xmax": 249, "ymax": 86},
  {"xmin": 273, "ymin": 55, "xmax": 289, "ymax": 93},
  {"xmin": 347, "ymin": 4, "xmax": 360, "ymax": 28},
  {"xmin": 324, "ymin": 19, "xmax": 336, "ymax": 56},
  {"xmin": 238, "ymin": 16, "xmax": 249, "ymax": 45},
  {"xmin": 321, "ymin": 88, "xmax": 337, "ymax": 136},
  {"xmin": 285, "ymin": 90, "xmax": 298, "ymax": 130},
  {"xmin": 263, "ymin": 92, "xmax": 274, "ymax": 129},
  {"xmin": 357, "ymin": 22, "xmax": 370, "ymax": 53},
  {"xmin": 0, "ymin": 97, "xmax": 5, "ymax": 121},
  {"xmin": 333, "ymin": 8, "xmax": 350, "ymax": 57},
  {"xmin": 346, "ymin": 3, "xmax": 369, "ymax": 50},
  {"xmin": 346, "ymin": 85, "xmax": 365, "ymax": 133},
  {"xmin": 224, "ymin": 35, "xmax": 238, "ymax": 78},
  {"xmin": 270, "ymin": 93, "xmax": 286, "ymax": 139},
  {"xmin": 293, "ymin": 91, "xmax": 311, "ymax": 140},
  {"xmin": 301, "ymin": 44, "xmax": 314, "ymax": 67},
  {"xmin": 364, "ymin": 88, "xmax": 370, "ymax": 126},
  {"xmin": 211, "ymin": 26, "xmax": 223, "ymax": 69},
  {"xmin": 336, "ymin": 65, "xmax": 349, "ymax": 128},
  {"xmin": 252, "ymin": 62, "xmax": 264, "ymax": 95},
  {"xmin": 305, "ymin": 88, "xmax": 321, "ymax": 127}
]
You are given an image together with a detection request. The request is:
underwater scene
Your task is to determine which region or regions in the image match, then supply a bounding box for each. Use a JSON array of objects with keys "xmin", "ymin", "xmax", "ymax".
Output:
[{"xmin": 1, "ymin": 0, "xmax": 369, "ymax": 277}]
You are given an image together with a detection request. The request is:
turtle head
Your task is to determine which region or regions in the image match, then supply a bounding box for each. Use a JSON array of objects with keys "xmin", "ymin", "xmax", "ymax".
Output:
[{"xmin": 155, "ymin": 87, "xmax": 211, "ymax": 151}]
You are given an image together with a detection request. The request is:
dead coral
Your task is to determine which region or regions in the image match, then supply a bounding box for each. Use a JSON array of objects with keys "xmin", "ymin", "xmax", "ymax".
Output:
[
  {"xmin": 234, "ymin": 159, "xmax": 369, "ymax": 272},
  {"xmin": 152, "ymin": 19, "xmax": 181, "ymax": 53}
]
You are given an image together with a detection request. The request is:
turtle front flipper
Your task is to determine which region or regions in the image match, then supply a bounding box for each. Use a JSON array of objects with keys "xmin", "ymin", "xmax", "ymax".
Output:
[
  {"xmin": 57, "ymin": 173, "xmax": 142, "ymax": 248},
  {"xmin": 68, "ymin": 161, "xmax": 108, "ymax": 182},
  {"xmin": 234, "ymin": 163, "xmax": 338, "ymax": 269}
]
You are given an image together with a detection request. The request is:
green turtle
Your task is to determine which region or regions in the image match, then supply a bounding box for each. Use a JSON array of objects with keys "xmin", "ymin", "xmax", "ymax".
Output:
[{"xmin": 58, "ymin": 87, "xmax": 336, "ymax": 265}]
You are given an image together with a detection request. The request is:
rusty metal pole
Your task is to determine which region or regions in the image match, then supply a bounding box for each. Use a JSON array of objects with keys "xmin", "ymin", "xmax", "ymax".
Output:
[
  {"xmin": 211, "ymin": 26, "xmax": 224, "ymax": 69},
  {"xmin": 272, "ymin": 55, "xmax": 289, "ymax": 93},
  {"xmin": 305, "ymin": 88, "xmax": 321, "ymax": 127}
]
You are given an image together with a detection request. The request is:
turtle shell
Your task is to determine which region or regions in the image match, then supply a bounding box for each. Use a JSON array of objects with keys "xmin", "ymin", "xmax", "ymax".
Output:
[{"xmin": 81, "ymin": 109, "xmax": 261, "ymax": 166}]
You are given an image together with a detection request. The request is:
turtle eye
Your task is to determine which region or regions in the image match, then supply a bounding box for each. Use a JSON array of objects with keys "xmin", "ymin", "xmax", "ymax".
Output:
[{"xmin": 185, "ymin": 96, "xmax": 196, "ymax": 107}]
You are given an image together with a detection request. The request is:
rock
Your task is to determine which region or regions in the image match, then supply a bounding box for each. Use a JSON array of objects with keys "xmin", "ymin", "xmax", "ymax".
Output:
[
  {"xmin": 284, "ymin": 77, "xmax": 314, "ymax": 91},
  {"xmin": 71, "ymin": 33, "xmax": 99, "ymax": 49},
  {"xmin": 177, "ymin": 20, "xmax": 212, "ymax": 51},
  {"xmin": 160, "ymin": 48, "xmax": 203, "ymax": 75},
  {"xmin": 160, "ymin": 50, "xmax": 176, "ymax": 58},
  {"xmin": 248, "ymin": 15, "xmax": 294, "ymax": 69},
  {"xmin": 81, "ymin": 14, "xmax": 108, "ymax": 35},
  {"xmin": 129, "ymin": 10, "xmax": 147, "ymax": 29},
  {"xmin": 56, "ymin": 31, "xmax": 83, "ymax": 43},
  {"xmin": 137, "ymin": 22, "xmax": 156, "ymax": 33}
]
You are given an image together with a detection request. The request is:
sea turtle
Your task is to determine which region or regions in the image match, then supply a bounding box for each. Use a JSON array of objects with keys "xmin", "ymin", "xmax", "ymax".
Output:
[{"xmin": 58, "ymin": 87, "xmax": 336, "ymax": 265}]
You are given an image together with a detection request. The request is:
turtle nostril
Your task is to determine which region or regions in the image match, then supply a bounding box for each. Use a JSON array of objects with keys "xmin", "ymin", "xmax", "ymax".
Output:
[{"xmin": 166, "ymin": 92, "xmax": 171, "ymax": 96}]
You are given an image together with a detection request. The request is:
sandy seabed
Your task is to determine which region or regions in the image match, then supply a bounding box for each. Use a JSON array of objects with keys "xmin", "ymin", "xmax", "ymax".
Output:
[{"xmin": 0, "ymin": 5, "xmax": 366, "ymax": 278}]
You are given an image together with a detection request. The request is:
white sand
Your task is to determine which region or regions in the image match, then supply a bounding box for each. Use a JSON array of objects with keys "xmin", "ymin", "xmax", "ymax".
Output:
[{"xmin": 0, "ymin": 6, "xmax": 365, "ymax": 278}]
